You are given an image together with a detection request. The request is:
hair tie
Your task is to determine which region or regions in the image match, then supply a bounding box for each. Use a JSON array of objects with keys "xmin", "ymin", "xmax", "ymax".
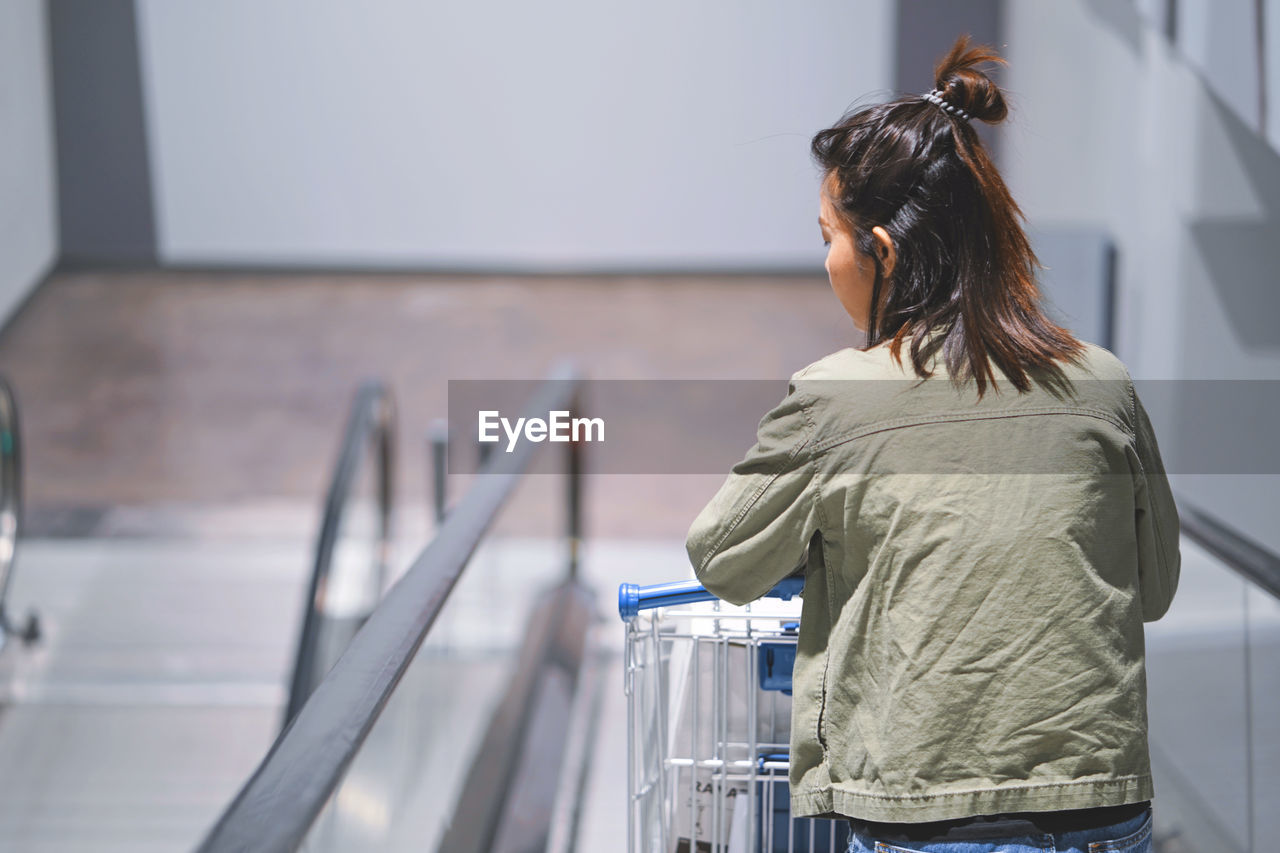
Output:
[{"xmin": 922, "ymin": 89, "xmax": 973, "ymax": 122}]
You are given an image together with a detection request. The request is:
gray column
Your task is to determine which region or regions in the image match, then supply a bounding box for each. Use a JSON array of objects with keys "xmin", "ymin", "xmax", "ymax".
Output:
[
  {"xmin": 895, "ymin": 0, "xmax": 1004, "ymax": 163},
  {"xmin": 49, "ymin": 0, "xmax": 157, "ymax": 264}
]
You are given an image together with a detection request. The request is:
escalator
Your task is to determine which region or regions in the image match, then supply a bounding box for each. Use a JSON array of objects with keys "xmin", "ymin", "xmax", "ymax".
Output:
[{"xmin": 198, "ymin": 363, "xmax": 599, "ymax": 853}]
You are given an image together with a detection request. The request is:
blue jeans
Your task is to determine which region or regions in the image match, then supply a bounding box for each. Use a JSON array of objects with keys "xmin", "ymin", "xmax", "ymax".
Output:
[{"xmin": 845, "ymin": 807, "xmax": 1153, "ymax": 853}]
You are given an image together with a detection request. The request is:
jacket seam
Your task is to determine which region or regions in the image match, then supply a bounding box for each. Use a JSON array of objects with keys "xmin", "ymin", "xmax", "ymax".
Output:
[
  {"xmin": 1128, "ymin": 379, "xmax": 1173, "ymax": 581},
  {"xmin": 815, "ymin": 565, "xmax": 831, "ymax": 753},
  {"xmin": 815, "ymin": 476, "xmax": 835, "ymax": 757},
  {"xmin": 797, "ymin": 773, "xmax": 1152, "ymax": 802},
  {"xmin": 811, "ymin": 407, "xmax": 1129, "ymax": 455},
  {"xmin": 696, "ymin": 393, "xmax": 818, "ymax": 575},
  {"xmin": 805, "ymin": 402, "xmax": 834, "ymax": 756},
  {"xmin": 1126, "ymin": 376, "xmax": 1138, "ymax": 438}
]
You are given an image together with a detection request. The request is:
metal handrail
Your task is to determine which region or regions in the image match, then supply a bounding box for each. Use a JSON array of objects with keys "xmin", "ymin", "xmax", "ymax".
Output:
[
  {"xmin": 197, "ymin": 362, "xmax": 583, "ymax": 853},
  {"xmin": 0, "ymin": 376, "xmax": 37, "ymax": 651},
  {"xmin": 1177, "ymin": 496, "xmax": 1280, "ymax": 600},
  {"xmin": 283, "ymin": 380, "xmax": 396, "ymax": 728}
]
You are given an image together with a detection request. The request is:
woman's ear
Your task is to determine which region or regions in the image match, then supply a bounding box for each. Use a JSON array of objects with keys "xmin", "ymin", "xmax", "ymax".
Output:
[{"xmin": 871, "ymin": 226, "xmax": 896, "ymax": 277}]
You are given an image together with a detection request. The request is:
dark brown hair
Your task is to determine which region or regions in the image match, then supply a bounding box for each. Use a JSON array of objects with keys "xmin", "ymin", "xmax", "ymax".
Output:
[{"xmin": 811, "ymin": 34, "xmax": 1086, "ymax": 396}]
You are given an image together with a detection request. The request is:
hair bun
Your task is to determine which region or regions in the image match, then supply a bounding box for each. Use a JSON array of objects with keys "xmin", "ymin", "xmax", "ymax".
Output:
[{"xmin": 933, "ymin": 34, "xmax": 1008, "ymax": 124}]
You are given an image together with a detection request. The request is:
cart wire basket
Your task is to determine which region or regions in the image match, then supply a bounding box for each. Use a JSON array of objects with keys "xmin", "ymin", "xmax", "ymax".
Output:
[{"xmin": 618, "ymin": 578, "xmax": 851, "ymax": 853}]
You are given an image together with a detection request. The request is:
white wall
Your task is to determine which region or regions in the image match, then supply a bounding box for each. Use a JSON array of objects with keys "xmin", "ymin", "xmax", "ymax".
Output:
[
  {"xmin": 1268, "ymin": 0, "xmax": 1280, "ymax": 147},
  {"xmin": 0, "ymin": 0, "xmax": 57, "ymax": 324},
  {"xmin": 1176, "ymin": 0, "xmax": 1261, "ymax": 129},
  {"xmin": 133, "ymin": 0, "xmax": 894, "ymax": 270},
  {"xmin": 1002, "ymin": 2, "xmax": 1280, "ymax": 554}
]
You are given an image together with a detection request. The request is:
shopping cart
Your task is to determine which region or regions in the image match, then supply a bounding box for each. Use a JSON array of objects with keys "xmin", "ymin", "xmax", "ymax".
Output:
[{"xmin": 619, "ymin": 578, "xmax": 851, "ymax": 853}]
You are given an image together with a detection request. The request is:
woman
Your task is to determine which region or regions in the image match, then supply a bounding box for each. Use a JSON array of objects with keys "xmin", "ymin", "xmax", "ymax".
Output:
[{"xmin": 686, "ymin": 35, "xmax": 1180, "ymax": 853}]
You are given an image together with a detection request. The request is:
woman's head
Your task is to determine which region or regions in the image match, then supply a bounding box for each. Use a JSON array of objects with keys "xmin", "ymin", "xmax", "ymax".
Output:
[{"xmin": 811, "ymin": 34, "xmax": 1085, "ymax": 395}]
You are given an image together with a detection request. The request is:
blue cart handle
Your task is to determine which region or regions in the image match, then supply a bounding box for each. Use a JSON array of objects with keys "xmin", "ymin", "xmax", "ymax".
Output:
[{"xmin": 618, "ymin": 576, "xmax": 804, "ymax": 622}]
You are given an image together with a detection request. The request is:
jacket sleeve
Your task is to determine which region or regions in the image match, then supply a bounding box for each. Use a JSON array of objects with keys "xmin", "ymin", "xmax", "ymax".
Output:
[
  {"xmin": 685, "ymin": 373, "xmax": 823, "ymax": 606},
  {"xmin": 1130, "ymin": 383, "xmax": 1182, "ymax": 622}
]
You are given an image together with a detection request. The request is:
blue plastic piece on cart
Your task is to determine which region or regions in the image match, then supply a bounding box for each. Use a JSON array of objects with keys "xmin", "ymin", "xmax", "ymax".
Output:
[
  {"xmin": 756, "ymin": 751, "xmax": 790, "ymax": 771},
  {"xmin": 772, "ymin": 576, "xmax": 804, "ymax": 601},
  {"xmin": 759, "ymin": 642, "xmax": 796, "ymax": 694},
  {"xmin": 754, "ymin": 750, "xmax": 850, "ymax": 853},
  {"xmin": 782, "ymin": 621, "xmax": 799, "ymax": 633},
  {"xmin": 617, "ymin": 575, "xmax": 806, "ymax": 622},
  {"xmin": 618, "ymin": 583, "xmax": 640, "ymax": 621},
  {"xmin": 757, "ymin": 777, "xmax": 850, "ymax": 852}
]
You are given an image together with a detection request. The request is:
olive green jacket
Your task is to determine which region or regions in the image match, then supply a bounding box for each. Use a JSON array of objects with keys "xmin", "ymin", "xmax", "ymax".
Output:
[{"xmin": 685, "ymin": 334, "xmax": 1181, "ymax": 823}]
